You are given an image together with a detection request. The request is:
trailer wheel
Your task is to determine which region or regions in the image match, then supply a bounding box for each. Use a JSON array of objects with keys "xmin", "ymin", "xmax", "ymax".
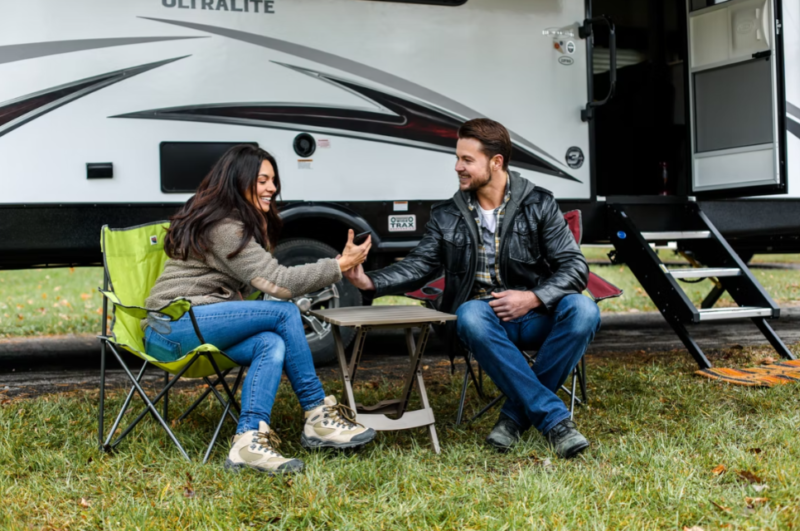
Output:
[{"xmin": 272, "ymin": 238, "xmax": 362, "ymax": 366}]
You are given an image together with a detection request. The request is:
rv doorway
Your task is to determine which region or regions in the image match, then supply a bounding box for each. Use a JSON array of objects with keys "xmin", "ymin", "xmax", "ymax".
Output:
[{"xmin": 593, "ymin": 0, "xmax": 691, "ymax": 198}]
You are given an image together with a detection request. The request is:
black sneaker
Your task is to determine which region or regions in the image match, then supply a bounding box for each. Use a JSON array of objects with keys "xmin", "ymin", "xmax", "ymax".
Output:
[
  {"xmin": 485, "ymin": 413, "xmax": 522, "ymax": 451},
  {"xmin": 546, "ymin": 419, "xmax": 589, "ymax": 459}
]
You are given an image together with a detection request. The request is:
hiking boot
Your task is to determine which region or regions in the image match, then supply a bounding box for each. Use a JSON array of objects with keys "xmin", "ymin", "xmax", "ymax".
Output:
[
  {"xmin": 224, "ymin": 421, "xmax": 304, "ymax": 474},
  {"xmin": 486, "ymin": 413, "xmax": 522, "ymax": 451},
  {"xmin": 546, "ymin": 419, "xmax": 589, "ymax": 459},
  {"xmin": 301, "ymin": 395, "xmax": 376, "ymax": 449}
]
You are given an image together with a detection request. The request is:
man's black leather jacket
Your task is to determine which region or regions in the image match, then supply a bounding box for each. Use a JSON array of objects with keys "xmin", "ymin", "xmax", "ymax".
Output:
[{"xmin": 367, "ymin": 173, "xmax": 589, "ymax": 325}]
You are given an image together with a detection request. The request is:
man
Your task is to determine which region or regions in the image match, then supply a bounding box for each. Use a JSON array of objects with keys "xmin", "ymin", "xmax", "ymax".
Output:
[{"xmin": 344, "ymin": 118, "xmax": 600, "ymax": 458}]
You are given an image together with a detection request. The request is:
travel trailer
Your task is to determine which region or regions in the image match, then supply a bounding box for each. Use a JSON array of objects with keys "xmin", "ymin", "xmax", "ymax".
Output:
[{"xmin": 1, "ymin": 0, "xmax": 798, "ymax": 364}]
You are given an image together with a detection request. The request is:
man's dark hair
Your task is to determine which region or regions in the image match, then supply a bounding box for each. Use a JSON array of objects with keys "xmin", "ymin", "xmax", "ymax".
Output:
[{"xmin": 457, "ymin": 118, "xmax": 512, "ymax": 171}]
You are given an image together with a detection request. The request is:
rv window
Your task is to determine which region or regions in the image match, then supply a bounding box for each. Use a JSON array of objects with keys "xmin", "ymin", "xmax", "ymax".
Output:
[
  {"xmin": 160, "ymin": 142, "xmax": 258, "ymax": 193},
  {"xmin": 365, "ymin": 0, "xmax": 467, "ymax": 6}
]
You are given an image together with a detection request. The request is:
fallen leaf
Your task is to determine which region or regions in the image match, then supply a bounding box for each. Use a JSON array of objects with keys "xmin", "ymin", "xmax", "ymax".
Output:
[
  {"xmin": 737, "ymin": 470, "xmax": 765, "ymax": 484},
  {"xmin": 745, "ymin": 497, "xmax": 767, "ymax": 505},
  {"xmin": 183, "ymin": 487, "xmax": 195, "ymax": 498},
  {"xmin": 759, "ymin": 357, "xmax": 776, "ymax": 365},
  {"xmin": 712, "ymin": 464, "xmax": 727, "ymax": 476},
  {"xmin": 683, "ymin": 527, "xmax": 705, "ymax": 531},
  {"xmin": 41, "ymin": 293, "xmax": 47, "ymax": 299},
  {"xmin": 80, "ymin": 293, "xmax": 92, "ymax": 300},
  {"xmin": 17, "ymin": 314, "xmax": 23, "ymax": 321},
  {"xmin": 748, "ymin": 448, "xmax": 762, "ymax": 454},
  {"xmin": 752, "ymin": 484, "xmax": 769, "ymax": 492},
  {"xmin": 710, "ymin": 500, "xmax": 731, "ymax": 513},
  {"xmin": 422, "ymin": 365, "xmax": 430, "ymax": 370},
  {"xmin": 79, "ymin": 498, "xmax": 91, "ymax": 508}
]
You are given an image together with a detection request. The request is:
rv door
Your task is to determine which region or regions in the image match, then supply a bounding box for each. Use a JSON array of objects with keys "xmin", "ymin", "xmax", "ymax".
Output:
[{"xmin": 688, "ymin": 0, "xmax": 788, "ymax": 197}]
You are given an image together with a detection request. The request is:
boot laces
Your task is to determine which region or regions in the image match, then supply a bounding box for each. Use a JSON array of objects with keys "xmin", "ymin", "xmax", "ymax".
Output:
[
  {"xmin": 325, "ymin": 403, "xmax": 362, "ymax": 429},
  {"xmin": 253, "ymin": 428, "xmax": 282, "ymax": 455}
]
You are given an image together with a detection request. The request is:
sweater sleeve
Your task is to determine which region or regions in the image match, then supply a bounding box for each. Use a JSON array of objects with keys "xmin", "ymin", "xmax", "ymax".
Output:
[{"xmin": 205, "ymin": 220, "xmax": 342, "ymax": 300}]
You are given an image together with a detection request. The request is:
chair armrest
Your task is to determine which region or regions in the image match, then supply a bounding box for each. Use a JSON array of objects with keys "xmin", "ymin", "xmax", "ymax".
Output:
[{"xmin": 98, "ymin": 289, "xmax": 192, "ymax": 320}]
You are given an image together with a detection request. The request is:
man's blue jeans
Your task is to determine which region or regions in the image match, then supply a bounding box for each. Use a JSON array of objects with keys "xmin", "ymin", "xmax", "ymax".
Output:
[
  {"xmin": 144, "ymin": 301, "xmax": 326, "ymax": 434},
  {"xmin": 456, "ymin": 294, "xmax": 601, "ymax": 435}
]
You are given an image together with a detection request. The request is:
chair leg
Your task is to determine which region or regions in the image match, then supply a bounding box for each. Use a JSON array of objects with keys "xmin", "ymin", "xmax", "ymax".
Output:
[
  {"xmin": 456, "ymin": 352, "xmax": 473, "ymax": 426},
  {"xmin": 106, "ymin": 344, "xmax": 191, "ymax": 461},
  {"xmin": 178, "ymin": 369, "xmax": 234, "ymax": 423},
  {"xmin": 163, "ymin": 371, "xmax": 170, "ymax": 423},
  {"xmin": 569, "ymin": 367, "xmax": 578, "ymax": 420},
  {"xmin": 103, "ymin": 360, "xmax": 149, "ymax": 449},
  {"xmin": 98, "ymin": 273, "xmax": 109, "ymax": 450},
  {"xmin": 204, "ymin": 353, "xmax": 241, "ymax": 414},
  {"xmin": 203, "ymin": 375, "xmax": 240, "ymax": 424},
  {"xmin": 579, "ymin": 356, "xmax": 588, "ymax": 404},
  {"xmin": 468, "ymin": 393, "xmax": 504, "ymax": 424},
  {"xmin": 99, "ymin": 340, "xmax": 107, "ymax": 450},
  {"xmin": 203, "ymin": 367, "xmax": 244, "ymax": 464}
]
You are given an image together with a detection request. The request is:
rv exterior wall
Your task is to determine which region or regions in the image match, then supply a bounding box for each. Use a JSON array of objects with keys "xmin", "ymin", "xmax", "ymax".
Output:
[{"xmin": 0, "ymin": 0, "xmax": 592, "ymax": 205}]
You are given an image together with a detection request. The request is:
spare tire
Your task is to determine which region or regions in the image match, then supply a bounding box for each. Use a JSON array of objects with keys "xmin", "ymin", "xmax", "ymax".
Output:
[{"xmin": 272, "ymin": 238, "xmax": 362, "ymax": 366}]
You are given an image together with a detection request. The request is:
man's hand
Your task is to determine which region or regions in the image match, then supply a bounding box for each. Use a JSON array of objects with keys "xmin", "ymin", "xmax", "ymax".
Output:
[
  {"xmin": 488, "ymin": 290, "xmax": 541, "ymax": 321},
  {"xmin": 341, "ymin": 261, "xmax": 376, "ymax": 291}
]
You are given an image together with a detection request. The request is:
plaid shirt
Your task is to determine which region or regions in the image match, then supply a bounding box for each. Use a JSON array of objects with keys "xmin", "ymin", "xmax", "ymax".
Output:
[{"xmin": 467, "ymin": 180, "xmax": 512, "ymax": 300}]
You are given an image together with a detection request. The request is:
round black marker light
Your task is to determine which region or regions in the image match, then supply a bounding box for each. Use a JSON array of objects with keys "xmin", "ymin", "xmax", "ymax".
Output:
[
  {"xmin": 565, "ymin": 146, "xmax": 584, "ymax": 169},
  {"xmin": 293, "ymin": 133, "xmax": 316, "ymax": 157}
]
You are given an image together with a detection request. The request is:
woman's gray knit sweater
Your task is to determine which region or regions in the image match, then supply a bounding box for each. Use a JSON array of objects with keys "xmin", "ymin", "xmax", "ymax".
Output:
[{"xmin": 144, "ymin": 219, "xmax": 342, "ymax": 317}]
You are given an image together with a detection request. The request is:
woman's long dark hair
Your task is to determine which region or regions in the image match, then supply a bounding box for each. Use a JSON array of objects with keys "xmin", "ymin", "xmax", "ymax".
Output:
[{"xmin": 164, "ymin": 144, "xmax": 283, "ymax": 260}]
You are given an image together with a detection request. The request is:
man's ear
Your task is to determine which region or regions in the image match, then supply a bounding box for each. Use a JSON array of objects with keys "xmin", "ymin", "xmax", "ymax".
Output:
[{"xmin": 491, "ymin": 154, "xmax": 504, "ymax": 172}]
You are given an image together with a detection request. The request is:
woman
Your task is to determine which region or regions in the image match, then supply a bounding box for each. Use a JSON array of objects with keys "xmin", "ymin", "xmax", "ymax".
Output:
[{"xmin": 144, "ymin": 144, "xmax": 375, "ymax": 474}]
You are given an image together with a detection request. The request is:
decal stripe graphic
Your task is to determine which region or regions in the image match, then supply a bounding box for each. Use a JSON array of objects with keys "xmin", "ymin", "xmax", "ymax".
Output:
[
  {"xmin": 115, "ymin": 62, "xmax": 578, "ymax": 180},
  {"xmin": 140, "ymin": 16, "xmax": 570, "ymax": 172},
  {"xmin": 788, "ymin": 102, "xmax": 800, "ymax": 121},
  {"xmin": 0, "ymin": 57, "xmax": 189, "ymax": 138},
  {"xmin": 788, "ymin": 103, "xmax": 800, "ymax": 139},
  {"xmin": 0, "ymin": 37, "xmax": 205, "ymax": 65},
  {"xmin": 788, "ymin": 115, "xmax": 800, "ymax": 140}
]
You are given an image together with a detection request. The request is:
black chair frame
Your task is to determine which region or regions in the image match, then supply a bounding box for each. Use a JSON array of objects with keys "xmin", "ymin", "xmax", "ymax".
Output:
[{"xmin": 455, "ymin": 349, "xmax": 588, "ymax": 426}]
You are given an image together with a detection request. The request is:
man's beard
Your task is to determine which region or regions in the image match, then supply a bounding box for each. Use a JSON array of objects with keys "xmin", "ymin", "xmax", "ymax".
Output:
[{"xmin": 461, "ymin": 162, "xmax": 493, "ymax": 192}]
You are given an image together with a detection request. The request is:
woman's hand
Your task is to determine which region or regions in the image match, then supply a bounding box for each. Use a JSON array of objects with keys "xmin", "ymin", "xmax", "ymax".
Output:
[{"xmin": 337, "ymin": 229, "xmax": 371, "ymax": 272}]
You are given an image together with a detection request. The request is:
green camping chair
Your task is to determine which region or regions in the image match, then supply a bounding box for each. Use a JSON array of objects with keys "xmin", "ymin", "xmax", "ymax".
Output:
[{"xmin": 98, "ymin": 221, "xmax": 244, "ymax": 462}]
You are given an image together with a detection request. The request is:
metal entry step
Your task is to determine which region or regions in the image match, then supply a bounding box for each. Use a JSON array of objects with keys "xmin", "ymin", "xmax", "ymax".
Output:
[
  {"xmin": 668, "ymin": 267, "xmax": 741, "ymax": 279},
  {"xmin": 697, "ymin": 307, "xmax": 773, "ymax": 321},
  {"xmin": 640, "ymin": 231, "xmax": 712, "ymax": 241}
]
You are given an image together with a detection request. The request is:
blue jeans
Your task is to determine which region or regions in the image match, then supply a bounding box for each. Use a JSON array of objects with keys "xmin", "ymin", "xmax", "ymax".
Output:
[
  {"xmin": 456, "ymin": 294, "xmax": 601, "ymax": 435},
  {"xmin": 144, "ymin": 301, "xmax": 326, "ymax": 434}
]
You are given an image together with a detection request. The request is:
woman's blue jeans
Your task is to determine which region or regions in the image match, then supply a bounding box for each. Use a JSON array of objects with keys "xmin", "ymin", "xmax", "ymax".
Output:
[
  {"xmin": 144, "ymin": 301, "xmax": 326, "ymax": 434},
  {"xmin": 456, "ymin": 294, "xmax": 601, "ymax": 435}
]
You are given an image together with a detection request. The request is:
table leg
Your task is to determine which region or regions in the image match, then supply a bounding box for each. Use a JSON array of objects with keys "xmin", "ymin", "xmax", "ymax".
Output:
[
  {"xmin": 348, "ymin": 327, "xmax": 369, "ymax": 383},
  {"xmin": 332, "ymin": 325, "xmax": 356, "ymax": 411},
  {"xmin": 403, "ymin": 326, "xmax": 440, "ymax": 454}
]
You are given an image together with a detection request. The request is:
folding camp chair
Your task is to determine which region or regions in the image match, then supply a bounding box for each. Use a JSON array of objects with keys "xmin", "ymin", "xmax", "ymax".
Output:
[{"xmin": 97, "ymin": 222, "xmax": 244, "ymax": 463}]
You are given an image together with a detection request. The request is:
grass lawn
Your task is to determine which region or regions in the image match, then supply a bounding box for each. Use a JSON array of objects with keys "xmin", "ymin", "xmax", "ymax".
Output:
[
  {"xmin": 3, "ymin": 251, "xmax": 798, "ymax": 338},
  {"xmin": 1, "ymin": 344, "xmax": 799, "ymax": 529}
]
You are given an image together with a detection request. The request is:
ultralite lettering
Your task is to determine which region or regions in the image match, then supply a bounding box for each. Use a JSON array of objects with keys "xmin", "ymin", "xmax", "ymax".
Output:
[{"xmin": 162, "ymin": 0, "xmax": 275, "ymax": 12}]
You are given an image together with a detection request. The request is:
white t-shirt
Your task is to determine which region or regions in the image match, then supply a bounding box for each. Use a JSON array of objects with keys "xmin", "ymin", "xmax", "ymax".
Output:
[{"xmin": 478, "ymin": 206, "xmax": 497, "ymax": 233}]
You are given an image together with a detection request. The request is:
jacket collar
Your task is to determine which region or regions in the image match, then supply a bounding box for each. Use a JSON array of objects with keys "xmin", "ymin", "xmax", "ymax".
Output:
[{"xmin": 453, "ymin": 171, "xmax": 534, "ymax": 218}]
